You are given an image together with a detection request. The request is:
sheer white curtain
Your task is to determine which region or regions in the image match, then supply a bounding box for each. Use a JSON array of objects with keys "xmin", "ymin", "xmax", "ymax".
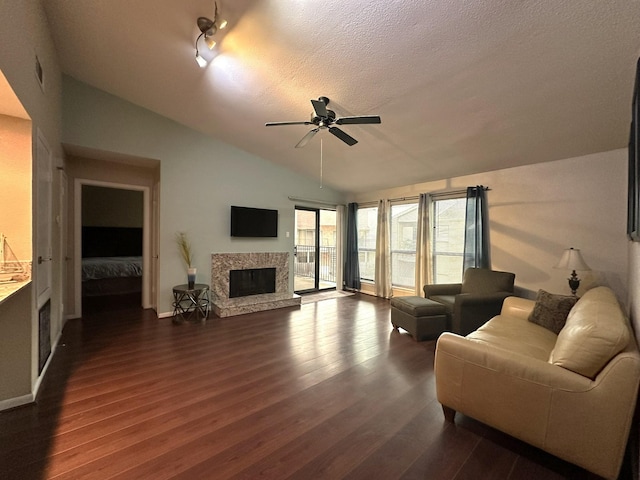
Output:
[
  {"xmin": 335, "ymin": 204, "xmax": 345, "ymax": 291},
  {"xmin": 375, "ymin": 199, "xmax": 392, "ymax": 298},
  {"xmin": 415, "ymin": 193, "xmax": 433, "ymax": 296}
]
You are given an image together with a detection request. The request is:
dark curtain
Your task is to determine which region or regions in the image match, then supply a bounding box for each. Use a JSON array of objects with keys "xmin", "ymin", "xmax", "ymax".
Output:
[
  {"xmin": 463, "ymin": 186, "xmax": 489, "ymax": 271},
  {"xmin": 344, "ymin": 202, "xmax": 361, "ymax": 290}
]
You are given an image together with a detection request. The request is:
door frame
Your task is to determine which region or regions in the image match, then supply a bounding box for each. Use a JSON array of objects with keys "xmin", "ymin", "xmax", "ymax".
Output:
[
  {"xmin": 73, "ymin": 179, "xmax": 151, "ymax": 317},
  {"xmin": 294, "ymin": 206, "xmax": 319, "ymax": 294},
  {"xmin": 35, "ymin": 129, "xmax": 52, "ymax": 311},
  {"xmin": 294, "ymin": 206, "xmax": 336, "ymax": 294},
  {"xmin": 58, "ymin": 168, "xmax": 68, "ymax": 326}
]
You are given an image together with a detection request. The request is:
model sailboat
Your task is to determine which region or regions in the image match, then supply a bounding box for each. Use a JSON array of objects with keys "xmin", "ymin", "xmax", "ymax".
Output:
[{"xmin": 0, "ymin": 234, "xmax": 28, "ymax": 282}]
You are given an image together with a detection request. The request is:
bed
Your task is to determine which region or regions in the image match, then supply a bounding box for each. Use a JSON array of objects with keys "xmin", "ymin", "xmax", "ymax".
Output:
[{"xmin": 82, "ymin": 226, "xmax": 143, "ymax": 297}]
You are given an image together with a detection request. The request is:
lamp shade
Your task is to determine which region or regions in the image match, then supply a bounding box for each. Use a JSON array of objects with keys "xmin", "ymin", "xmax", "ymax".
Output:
[{"xmin": 554, "ymin": 247, "xmax": 591, "ymax": 271}]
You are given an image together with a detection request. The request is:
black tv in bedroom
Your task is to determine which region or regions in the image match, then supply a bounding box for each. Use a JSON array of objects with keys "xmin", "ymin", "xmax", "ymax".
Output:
[{"xmin": 230, "ymin": 206, "xmax": 278, "ymax": 237}]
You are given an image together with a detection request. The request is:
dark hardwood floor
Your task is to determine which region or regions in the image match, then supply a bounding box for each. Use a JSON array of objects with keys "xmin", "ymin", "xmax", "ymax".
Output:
[{"xmin": 0, "ymin": 293, "xmax": 628, "ymax": 479}]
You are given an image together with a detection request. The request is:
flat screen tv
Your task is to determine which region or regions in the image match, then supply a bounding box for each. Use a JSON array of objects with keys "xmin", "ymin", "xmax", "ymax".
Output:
[{"xmin": 230, "ymin": 206, "xmax": 278, "ymax": 237}]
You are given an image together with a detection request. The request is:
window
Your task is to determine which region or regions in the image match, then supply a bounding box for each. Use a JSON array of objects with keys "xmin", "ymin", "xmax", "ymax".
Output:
[
  {"xmin": 390, "ymin": 202, "xmax": 418, "ymax": 288},
  {"xmin": 357, "ymin": 206, "xmax": 377, "ymax": 281},
  {"xmin": 432, "ymin": 197, "xmax": 466, "ymax": 283}
]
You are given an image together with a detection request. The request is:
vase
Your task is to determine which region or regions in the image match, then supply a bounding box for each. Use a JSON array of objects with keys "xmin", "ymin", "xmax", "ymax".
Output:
[{"xmin": 187, "ymin": 267, "xmax": 197, "ymax": 289}]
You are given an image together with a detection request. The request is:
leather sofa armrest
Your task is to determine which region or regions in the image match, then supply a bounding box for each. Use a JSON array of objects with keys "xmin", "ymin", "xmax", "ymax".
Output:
[
  {"xmin": 424, "ymin": 283, "xmax": 462, "ymax": 298},
  {"xmin": 501, "ymin": 296, "xmax": 534, "ymax": 320}
]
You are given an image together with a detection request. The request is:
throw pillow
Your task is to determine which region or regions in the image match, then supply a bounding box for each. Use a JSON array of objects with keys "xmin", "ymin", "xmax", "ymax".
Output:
[{"xmin": 528, "ymin": 289, "xmax": 577, "ymax": 334}]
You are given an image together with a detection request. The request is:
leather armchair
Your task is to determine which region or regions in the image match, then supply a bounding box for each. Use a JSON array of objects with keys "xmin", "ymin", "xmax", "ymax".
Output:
[{"xmin": 424, "ymin": 268, "xmax": 515, "ymax": 335}]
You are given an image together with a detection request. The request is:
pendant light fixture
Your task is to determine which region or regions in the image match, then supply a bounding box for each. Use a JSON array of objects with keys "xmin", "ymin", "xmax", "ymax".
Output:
[{"xmin": 194, "ymin": 2, "xmax": 228, "ymax": 67}]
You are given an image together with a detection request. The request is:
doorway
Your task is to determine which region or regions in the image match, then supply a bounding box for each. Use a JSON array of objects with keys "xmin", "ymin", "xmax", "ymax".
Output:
[
  {"xmin": 293, "ymin": 207, "xmax": 337, "ymax": 293},
  {"xmin": 74, "ymin": 180, "xmax": 152, "ymax": 317},
  {"xmin": 81, "ymin": 184, "xmax": 144, "ymax": 314}
]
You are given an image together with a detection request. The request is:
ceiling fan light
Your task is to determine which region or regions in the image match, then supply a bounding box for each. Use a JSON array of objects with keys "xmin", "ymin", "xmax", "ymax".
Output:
[
  {"xmin": 218, "ymin": 18, "xmax": 228, "ymax": 29},
  {"xmin": 195, "ymin": 52, "xmax": 207, "ymax": 68},
  {"xmin": 205, "ymin": 36, "xmax": 216, "ymax": 49}
]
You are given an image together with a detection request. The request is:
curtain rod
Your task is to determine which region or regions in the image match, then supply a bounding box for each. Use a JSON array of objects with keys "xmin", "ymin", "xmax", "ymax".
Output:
[
  {"xmin": 423, "ymin": 186, "xmax": 490, "ymax": 201},
  {"xmin": 357, "ymin": 186, "xmax": 490, "ymax": 205},
  {"xmin": 287, "ymin": 196, "xmax": 343, "ymax": 208}
]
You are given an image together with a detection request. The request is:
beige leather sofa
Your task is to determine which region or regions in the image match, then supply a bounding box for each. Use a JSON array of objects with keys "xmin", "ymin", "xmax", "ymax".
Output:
[{"xmin": 434, "ymin": 286, "xmax": 640, "ymax": 480}]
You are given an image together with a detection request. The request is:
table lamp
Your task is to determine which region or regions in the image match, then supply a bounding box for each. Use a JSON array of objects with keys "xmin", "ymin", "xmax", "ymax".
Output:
[{"xmin": 554, "ymin": 247, "xmax": 591, "ymax": 295}]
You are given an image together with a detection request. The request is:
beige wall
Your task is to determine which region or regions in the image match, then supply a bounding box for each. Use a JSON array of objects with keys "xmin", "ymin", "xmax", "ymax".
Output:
[
  {"xmin": 0, "ymin": 114, "xmax": 31, "ymax": 261},
  {"xmin": 0, "ymin": 284, "xmax": 32, "ymax": 400},
  {"xmin": 629, "ymin": 242, "xmax": 640, "ymax": 339},
  {"xmin": 0, "ymin": 0, "xmax": 64, "ymax": 409},
  {"xmin": 82, "ymin": 185, "xmax": 144, "ymax": 228},
  {"xmin": 351, "ymin": 149, "xmax": 628, "ymax": 304}
]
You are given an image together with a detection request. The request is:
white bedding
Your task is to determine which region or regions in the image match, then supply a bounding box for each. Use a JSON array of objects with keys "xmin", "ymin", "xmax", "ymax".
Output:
[{"xmin": 82, "ymin": 256, "xmax": 142, "ymax": 281}]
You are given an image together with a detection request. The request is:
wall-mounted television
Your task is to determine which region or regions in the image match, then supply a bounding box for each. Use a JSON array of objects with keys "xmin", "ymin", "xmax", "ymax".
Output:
[{"xmin": 230, "ymin": 206, "xmax": 278, "ymax": 238}]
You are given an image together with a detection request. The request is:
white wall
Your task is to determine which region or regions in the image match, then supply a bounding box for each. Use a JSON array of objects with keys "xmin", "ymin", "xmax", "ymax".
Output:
[
  {"xmin": 350, "ymin": 149, "xmax": 628, "ymax": 304},
  {"xmin": 0, "ymin": 0, "xmax": 64, "ymax": 407},
  {"xmin": 61, "ymin": 76, "xmax": 346, "ymax": 315}
]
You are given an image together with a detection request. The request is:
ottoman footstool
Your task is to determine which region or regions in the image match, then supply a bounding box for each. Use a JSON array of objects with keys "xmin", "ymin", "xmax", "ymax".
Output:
[{"xmin": 390, "ymin": 296, "xmax": 448, "ymax": 341}]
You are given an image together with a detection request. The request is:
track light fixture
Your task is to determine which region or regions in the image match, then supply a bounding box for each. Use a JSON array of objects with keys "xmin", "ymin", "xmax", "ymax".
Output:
[{"xmin": 194, "ymin": 2, "xmax": 227, "ymax": 67}]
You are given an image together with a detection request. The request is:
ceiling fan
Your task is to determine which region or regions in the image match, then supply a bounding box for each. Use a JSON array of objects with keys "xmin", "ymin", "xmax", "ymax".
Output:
[{"xmin": 265, "ymin": 96, "xmax": 381, "ymax": 148}]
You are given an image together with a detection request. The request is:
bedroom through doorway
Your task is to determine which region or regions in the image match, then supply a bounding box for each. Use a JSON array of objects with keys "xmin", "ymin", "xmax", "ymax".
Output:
[{"xmin": 81, "ymin": 185, "xmax": 144, "ymax": 315}]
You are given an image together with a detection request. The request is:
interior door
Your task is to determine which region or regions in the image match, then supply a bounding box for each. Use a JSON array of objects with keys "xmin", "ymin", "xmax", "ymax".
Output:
[
  {"xmin": 36, "ymin": 131, "xmax": 52, "ymax": 309},
  {"xmin": 294, "ymin": 207, "xmax": 337, "ymax": 293},
  {"xmin": 151, "ymin": 181, "xmax": 159, "ymax": 311},
  {"xmin": 58, "ymin": 169, "xmax": 68, "ymax": 324}
]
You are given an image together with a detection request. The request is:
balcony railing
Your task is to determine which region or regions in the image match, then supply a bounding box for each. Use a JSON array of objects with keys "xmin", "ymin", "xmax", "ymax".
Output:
[{"xmin": 294, "ymin": 245, "xmax": 336, "ymax": 282}]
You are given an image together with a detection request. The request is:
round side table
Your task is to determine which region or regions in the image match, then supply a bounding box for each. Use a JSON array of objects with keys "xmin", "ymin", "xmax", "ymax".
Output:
[{"xmin": 172, "ymin": 283, "xmax": 210, "ymax": 323}]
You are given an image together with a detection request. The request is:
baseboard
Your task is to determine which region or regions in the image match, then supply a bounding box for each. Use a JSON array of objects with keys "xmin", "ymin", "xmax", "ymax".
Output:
[
  {"xmin": 0, "ymin": 393, "xmax": 34, "ymax": 412},
  {"xmin": 157, "ymin": 311, "xmax": 174, "ymax": 319}
]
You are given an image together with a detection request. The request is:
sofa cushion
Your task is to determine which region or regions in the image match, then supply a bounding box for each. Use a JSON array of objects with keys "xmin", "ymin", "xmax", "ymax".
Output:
[
  {"xmin": 549, "ymin": 287, "xmax": 630, "ymax": 379},
  {"xmin": 528, "ymin": 289, "xmax": 577, "ymax": 334},
  {"xmin": 468, "ymin": 313, "xmax": 558, "ymax": 361},
  {"xmin": 460, "ymin": 268, "xmax": 515, "ymax": 294}
]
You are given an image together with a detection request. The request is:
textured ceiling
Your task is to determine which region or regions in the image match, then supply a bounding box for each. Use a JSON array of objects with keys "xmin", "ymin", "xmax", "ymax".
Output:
[{"xmin": 42, "ymin": 0, "xmax": 640, "ymax": 194}]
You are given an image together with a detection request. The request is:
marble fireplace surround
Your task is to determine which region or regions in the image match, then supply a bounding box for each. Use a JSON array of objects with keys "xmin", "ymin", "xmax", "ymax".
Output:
[{"xmin": 211, "ymin": 252, "xmax": 300, "ymax": 317}]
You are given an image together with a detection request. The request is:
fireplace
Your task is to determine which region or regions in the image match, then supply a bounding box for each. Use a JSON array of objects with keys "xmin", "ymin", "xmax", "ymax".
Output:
[
  {"xmin": 211, "ymin": 252, "xmax": 301, "ymax": 317},
  {"xmin": 229, "ymin": 267, "xmax": 276, "ymax": 298}
]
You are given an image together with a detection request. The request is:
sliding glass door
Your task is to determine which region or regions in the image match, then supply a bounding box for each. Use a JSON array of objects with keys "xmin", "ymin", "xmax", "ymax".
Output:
[{"xmin": 294, "ymin": 207, "xmax": 336, "ymax": 293}]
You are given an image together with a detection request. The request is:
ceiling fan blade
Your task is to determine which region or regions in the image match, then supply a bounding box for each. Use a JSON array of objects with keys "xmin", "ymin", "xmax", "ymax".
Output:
[
  {"xmin": 329, "ymin": 127, "xmax": 358, "ymax": 146},
  {"xmin": 335, "ymin": 115, "xmax": 381, "ymax": 125},
  {"xmin": 265, "ymin": 121, "xmax": 312, "ymax": 126},
  {"xmin": 311, "ymin": 99, "xmax": 328, "ymax": 118},
  {"xmin": 295, "ymin": 128, "xmax": 319, "ymax": 148}
]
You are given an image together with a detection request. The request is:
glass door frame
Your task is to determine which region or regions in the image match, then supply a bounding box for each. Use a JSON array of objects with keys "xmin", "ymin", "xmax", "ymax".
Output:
[{"xmin": 294, "ymin": 206, "xmax": 336, "ymax": 294}]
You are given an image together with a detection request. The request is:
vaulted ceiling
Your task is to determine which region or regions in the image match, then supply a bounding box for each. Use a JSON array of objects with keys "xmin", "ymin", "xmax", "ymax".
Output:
[{"xmin": 42, "ymin": 0, "xmax": 640, "ymax": 194}]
